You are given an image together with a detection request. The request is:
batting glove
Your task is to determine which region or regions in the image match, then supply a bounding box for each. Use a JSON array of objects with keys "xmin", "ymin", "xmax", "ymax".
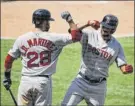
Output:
[
  {"xmin": 3, "ymin": 71, "xmax": 12, "ymax": 90},
  {"xmin": 61, "ymin": 11, "xmax": 73, "ymax": 22},
  {"xmin": 125, "ymin": 64, "xmax": 133, "ymax": 74},
  {"xmin": 87, "ymin": 20, "xmax": 100, "ymax": 30}
]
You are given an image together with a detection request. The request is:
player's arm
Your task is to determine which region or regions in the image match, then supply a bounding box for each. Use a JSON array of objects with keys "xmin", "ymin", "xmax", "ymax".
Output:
[
  {"xmin": 67, "ymin": 20, "xmax": 100, "ymax": 32},
  {"xmin": 61, "ymin": 11, "xmax": 83, "ymax": 41},
  {"xmin": 61, "ymin": 11, "xmax": 100, "ymax": 41},
  {"xmin": 115, "ymin": 44, "xmax": 133, "ymax": 74},
  {"xmin": 3, "ymin": 38, "xmax": 20, "ymax": 90},
  {"xmin": 3, "ymin": 54, "xmax": 15, "ymax": 90}
]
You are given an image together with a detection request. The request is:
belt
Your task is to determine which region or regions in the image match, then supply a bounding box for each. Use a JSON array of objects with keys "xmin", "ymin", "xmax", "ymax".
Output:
[
  {"xmin": 79, "ymin": 72, "xmax": 106, "ymax": 83},
  {"xmin": 22, "ymin": 75, "xmax": 49, "ymax": 78},
  {"xmin": 37, "ymin": 75, "xmax": 49, "ymax": 78}
]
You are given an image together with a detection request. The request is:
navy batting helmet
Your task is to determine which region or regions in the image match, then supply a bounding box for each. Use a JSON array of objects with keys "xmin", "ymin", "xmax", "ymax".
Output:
[
  {"xmin": 101, "ymin": 14, "xmax": 118, "ymax": 30},
  {"xmin": 32, "ymin": 9, "xmax": 54, "ymax": 24}
]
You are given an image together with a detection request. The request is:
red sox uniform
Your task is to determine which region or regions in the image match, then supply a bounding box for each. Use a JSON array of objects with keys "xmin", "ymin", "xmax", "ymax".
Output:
[
  {"xmin": 62, "ymin": 28, "xmax": 127, "ymax": 106},
  {"xmin": 8, "ymin": 31, "xmax": 73, "ymax": 106}
]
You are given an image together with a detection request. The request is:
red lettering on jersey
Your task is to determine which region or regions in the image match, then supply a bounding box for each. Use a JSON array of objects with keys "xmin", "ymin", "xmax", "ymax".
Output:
[
  {"xmin": 87, "ymin": 44, "xmax": 113, "ymax": 61},
  {"xmin": 46, "ymin": 41, "xmax": 53, "ymax": 50},
  {"xmin": 107, "ymin": 54, "xmax": 113, "ymax": 61},
  {"xmin": 100, "ymin": 49, "xmax": 104, "ymax": 57},
  {"xmin": 27, "ymin": 39, "xmax": 33, "ymax": 47},
  {"xmin": 27, "ymin": 38, "xmax": 54, "ymax": 50},
  {"xmin": 38, "ymin": 38, "xmax": 43, "ymax": 46},
  {"xmin": 21, "ymin": 45, "xmax": 28, "ymax": 52},
  {"xmin": 33, "ymin": 38, "xmax": 38, "ymax": 46},
  {"xmin": 104, "ymin": 51, "xmax": 108, "ymax": 58},
  {"xmin": 21, "ymin": 45, "xmax": 29, "ymax": 56},
  {"xmin": 42, "ymin": 39, "xmax": 47, "ymax": 46}
]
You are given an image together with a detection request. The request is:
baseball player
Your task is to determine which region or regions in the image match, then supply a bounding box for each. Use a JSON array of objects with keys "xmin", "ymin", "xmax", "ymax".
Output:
[
  {"xmin": 3, "ymin": 9, "xmax": 80, "ymax": 106},
  {"xmin": 61, "ymin": 11, "xmax": 133, "ymax": 106}
]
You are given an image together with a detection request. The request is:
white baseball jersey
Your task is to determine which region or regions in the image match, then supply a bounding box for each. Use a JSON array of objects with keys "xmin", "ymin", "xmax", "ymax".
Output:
[
  {"xmin": 8, "ymin": 31, "xmax": 72, "ymax": 76},
  {"xmin": 79, "ymin": 29, "xmax": 127, "ymax": 79}
]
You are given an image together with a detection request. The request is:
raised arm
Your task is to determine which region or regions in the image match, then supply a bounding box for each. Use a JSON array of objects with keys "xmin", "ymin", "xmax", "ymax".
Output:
[
  {"xmin": 61, "ymin": 11, "xmax": 81, "ymax": 41},
  {"xmin": 61, "ymin": 11, "xmax": 100, "ymax": 31},
  {"xmin": 61, "ymin": 11, "xmax": 100, "ymax": 41}
]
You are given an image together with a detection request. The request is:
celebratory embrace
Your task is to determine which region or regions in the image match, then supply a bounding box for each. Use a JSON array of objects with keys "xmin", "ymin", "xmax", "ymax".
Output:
[{"xmin": 3, "ymin": 9, "xmax": 133, "ymax": 106}]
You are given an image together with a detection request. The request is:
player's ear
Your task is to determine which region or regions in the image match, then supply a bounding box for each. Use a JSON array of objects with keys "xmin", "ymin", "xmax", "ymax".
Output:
[{"xmin": 68, "ymin": 29, "xmax": 71, "ymax": 33}]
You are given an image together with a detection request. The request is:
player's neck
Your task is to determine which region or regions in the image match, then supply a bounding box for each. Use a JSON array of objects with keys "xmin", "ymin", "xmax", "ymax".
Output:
[{"xmin": 32, "ymin": 28, "xmax": 42, "ymax": 32}]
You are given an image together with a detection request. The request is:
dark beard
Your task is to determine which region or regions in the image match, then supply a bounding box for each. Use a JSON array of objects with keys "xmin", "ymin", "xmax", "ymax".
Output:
[
  {"xmin": 102, "ymin": 34, "xmax": 111, "ymax": 42},
  {"xmin": 42, "ymin": 28, "xmax": 49, "ymax": 32}
]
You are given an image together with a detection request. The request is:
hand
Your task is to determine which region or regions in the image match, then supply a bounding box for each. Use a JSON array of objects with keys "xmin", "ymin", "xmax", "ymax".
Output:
[
  {"xmin": 61, "ymin": 11, "xmax": 72, "ymax": 22},
  {"xmin": 87, "ymin": 20, "xmax": 100, "ymax": 30},
  {"xmin": 3, "ymin": 78, "xmax": 12, "ymax": 90},
  {"xmin": 125, "ymin": 64, "xmax": 133, "ymax": 73}
]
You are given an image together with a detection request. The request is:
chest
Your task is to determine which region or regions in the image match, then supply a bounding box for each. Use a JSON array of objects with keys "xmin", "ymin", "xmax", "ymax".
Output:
[{"xmin": 85, "ymin": 38, "xmax": 119, "ymax": 61}]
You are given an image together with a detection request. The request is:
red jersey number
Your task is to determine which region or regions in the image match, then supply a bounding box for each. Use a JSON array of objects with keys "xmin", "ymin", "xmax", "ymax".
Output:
[{"xmin": 27, "ymin": 51, "xmax": 51, "ymax": 68}]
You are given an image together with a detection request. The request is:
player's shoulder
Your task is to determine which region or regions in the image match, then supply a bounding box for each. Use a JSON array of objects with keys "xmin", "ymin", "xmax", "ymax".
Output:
[
  {"xmin": 111, "ymin": 36, "xmax": 121, "ymax": 47},
  {"xmin": 82, "ymin": 28, "xmax": 98, "ymax": 35},
  {"xmin": 82, "ymin": 28, "xmax": 92, "ymax": 34},
  {"xmin": 17, "ymin": 32, "xmax": 33, "ymax": 39},
  {"xmin": 46, "ymin": 32, "xmax": 71, "ymax": 40}
]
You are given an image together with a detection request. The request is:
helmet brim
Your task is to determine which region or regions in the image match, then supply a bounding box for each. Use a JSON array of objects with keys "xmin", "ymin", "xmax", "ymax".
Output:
[{"xmin": 49, "ymin": 18, "xmax": 55, "ymax": 21}]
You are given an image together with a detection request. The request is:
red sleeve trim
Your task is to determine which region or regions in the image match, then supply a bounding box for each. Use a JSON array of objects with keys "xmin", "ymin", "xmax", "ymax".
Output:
[
  {"xmin": 71, "ymin": 30, "xmax": 82, "ymax": 41},
  {"xmin": 4, "ymin": 54, "xmax": 15, "ymax": 69}
]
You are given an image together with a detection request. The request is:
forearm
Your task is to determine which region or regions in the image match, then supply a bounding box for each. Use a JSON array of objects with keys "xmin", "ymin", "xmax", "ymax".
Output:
[
  {"xmin": 4, "ymin": 54, "xmax": 15, "ymax": 72},
  {"xmin": 3, "ymin": 54, "xmax": 14, "ymax": 90},
  {"xmin": 68, "ymin": 20, "xmax": 100, "ymax": 33},
  {"xmin": 67, "ymin": 20, "xmax": 78, "ymax": 30}
]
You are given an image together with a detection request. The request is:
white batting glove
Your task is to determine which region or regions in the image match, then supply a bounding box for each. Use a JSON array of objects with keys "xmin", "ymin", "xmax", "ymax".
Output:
[{"xmin": 61, "ymin": 11, "xmax": 72, "ymax": 22}]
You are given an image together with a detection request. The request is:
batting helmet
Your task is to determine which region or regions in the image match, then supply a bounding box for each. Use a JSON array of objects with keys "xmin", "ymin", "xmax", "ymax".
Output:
[
  {"xmin": 32, "ymin": 9, "xmax": 54, "ymax": 24},
  {"xmin": 101, "ymin": 14, "xmax": 118, "ymax": 34}
]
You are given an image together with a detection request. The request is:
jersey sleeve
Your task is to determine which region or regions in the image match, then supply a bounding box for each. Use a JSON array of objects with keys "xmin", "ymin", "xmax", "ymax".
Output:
[
  {"xmin": 115, "ymin": 43, "xmax": 127, "ymax": 67},
  {"xmin": 8, "ymin": 37, "xmax": 21, "ymax": 59},
  {"xmin": 52, "ymin": 33, "xmax": 73, "ymax": 46},
  {"xmin": 80, "ymin": 29, "xmax": 92, "ymax": 45}
]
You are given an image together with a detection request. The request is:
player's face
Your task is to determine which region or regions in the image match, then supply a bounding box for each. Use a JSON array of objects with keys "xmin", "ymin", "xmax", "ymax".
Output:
[
  {"xmin": 101, "ymin": 26, "xmax": 112, "ymax": 35},
  {"xmin": 41, "ymin": 20, "xmax": 50, "ymax": 31},
  {"xmin": 101, "ymin": 26, "xmax": 112, "ymax": 41}
]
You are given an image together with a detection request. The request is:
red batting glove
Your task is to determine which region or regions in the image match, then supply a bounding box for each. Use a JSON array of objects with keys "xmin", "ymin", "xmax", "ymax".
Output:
[
  {"xmin": 87, "ymin": 20, "xmax": 100, "ymax": 30},
  {"xmin": 125, "ymin": 64, "xmax": 133, "ymax": 73}
]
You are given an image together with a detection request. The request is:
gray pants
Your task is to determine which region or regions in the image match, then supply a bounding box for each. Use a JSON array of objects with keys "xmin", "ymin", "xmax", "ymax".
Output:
[
  {"xmin": 17, "ymin": 76, "xmax": 52, "ymax": 106},
  {"xmin": 61, "ymin": 74, "xmax": 107, "ymax": 106}
]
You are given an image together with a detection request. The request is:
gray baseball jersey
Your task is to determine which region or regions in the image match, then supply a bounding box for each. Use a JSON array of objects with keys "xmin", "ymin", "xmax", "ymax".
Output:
[
  {"xmin": 79, "ymin": 28, "xmax": 127, "ymax": 79},
  {"xmin": 8, "ymin": 31, "xmax": 73, "ymax": 106},
  {"xmin": 62, "ymin": 28, "xmax": 127, "ymax": 106},
  {"xmin": 8, "ymin": 31, "xmax": 72, "ymax": 76}
]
